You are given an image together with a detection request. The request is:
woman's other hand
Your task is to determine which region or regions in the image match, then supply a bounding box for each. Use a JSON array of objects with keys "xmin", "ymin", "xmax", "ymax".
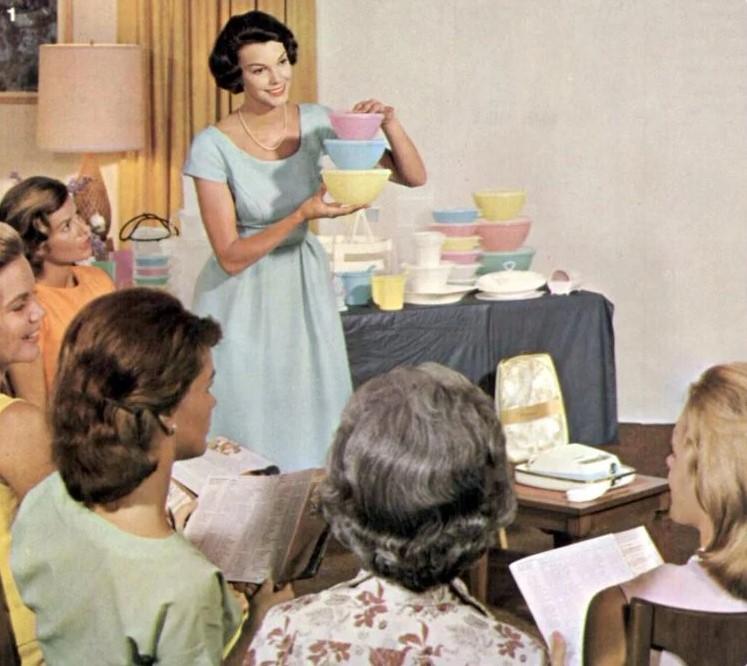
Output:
[
  {"xmin": 549, "ymin": 631, "xmax": 567, "ymax": 666},
  {"xmin": 298, "ymin": 186, "xmax": 365, "ymax": 220},
  {"xmin": 352, "ymin": 99, "xmax": 395, "ymax": 127}
]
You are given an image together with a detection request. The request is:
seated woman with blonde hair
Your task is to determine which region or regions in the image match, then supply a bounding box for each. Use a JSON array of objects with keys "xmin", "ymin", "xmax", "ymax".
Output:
[
  {"xmin": 248, "ymin": 363, "xmax": 546, "ymax": 664},
  {"xmin": 0, "ymin": 176, "xmax": 114, "ymax": 407},
  {"xmin": 560, "ymin": 363, "xmax": 747, "ymax": 665},
  {"xmin": 0, "ymin": 222, "xmax": 52, "ymax": 665},
  {"xmin": 11, "ymin": 288, "xmax": 254, "ymax": 664}
]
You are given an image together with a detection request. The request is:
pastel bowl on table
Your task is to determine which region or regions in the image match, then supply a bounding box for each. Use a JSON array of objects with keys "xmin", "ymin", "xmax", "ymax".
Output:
[
  {"xmin": 336, "ymin": 269, "xmax": 373, "ymax": 306},
  {"xmin": 480, "ymin": 246, "xmax": 535, "ymax": 272},
  {"xmin": 330, "ymin": 111, "xmax": 384, "ymax": 140},
  {"xmin": 449, "ymin": 262, "xmax": 481, "ymax": 282},
  {"xmin": 472, "ymin": 190, "xmax": 526, "ymax": 221},
  {"xmin": 426, "ymin": 222, "xmax": 478, "ymax": 237},
  {"xmin": 477, "ymin": 217, "xmax": 532, "ymax": 252},
  {"xmin": 442, "ymin": 235, "xmax": 481, "ymax": 252},
  {"xmin": 403, "ymin": 261, "xmax": 454, "ymax": 293},
  {"xmin": 322, "ymin": 169, "xmax": 391, "ymax": 206},
  {"xmin": 431, "ymin": 208, "xmax": 480, "ymax": 224},
  {"xmin": 441, "ymin": 249, "xmax": 482, "ymax": 265},
  {"xmin": 324, "ymin": 139, "xmax": 387, "ymax": 170}
]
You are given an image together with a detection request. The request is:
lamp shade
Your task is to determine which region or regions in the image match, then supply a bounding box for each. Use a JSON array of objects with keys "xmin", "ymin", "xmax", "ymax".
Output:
[{"xmin": 37, "ymin": 44, "xmax": 145, "ymax": 153}]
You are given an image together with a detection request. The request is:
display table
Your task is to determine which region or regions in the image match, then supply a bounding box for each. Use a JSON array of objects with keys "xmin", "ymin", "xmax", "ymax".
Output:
[{"xmin": 341, "ymin": 290, "xmax": 617, "ymax": 444}]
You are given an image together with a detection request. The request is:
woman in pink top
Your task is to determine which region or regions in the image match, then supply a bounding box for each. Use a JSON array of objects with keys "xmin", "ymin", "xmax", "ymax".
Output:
[
  {"xmin": 0, "ymin": 177, "xmax": 114, "ymax": 407},
  {"xmin": 566, "ymin": 363, "xmax": 747, "ymax": 665}
]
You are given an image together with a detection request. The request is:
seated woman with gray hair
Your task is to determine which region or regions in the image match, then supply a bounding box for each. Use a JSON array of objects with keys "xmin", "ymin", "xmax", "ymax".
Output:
[{"xmin": 247, "ymin": 363, "xmax": 546, "ymax": 665}]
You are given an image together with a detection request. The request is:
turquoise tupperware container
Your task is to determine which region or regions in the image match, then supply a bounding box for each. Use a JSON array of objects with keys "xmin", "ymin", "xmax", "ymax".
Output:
[
  {"xmin": 479, "ymin": 246, "xmax": 536, "ymax": 273},
  {"xmin": 336, "ymin": 269, "xmax": 373, "ymax": 306}
]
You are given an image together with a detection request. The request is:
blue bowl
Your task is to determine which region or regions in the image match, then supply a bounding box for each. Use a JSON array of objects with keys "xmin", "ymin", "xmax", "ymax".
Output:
[
  {"xmin": 432, "ymin": 208, "xmax": 480, "ymax": 224},
  {"xmin": 337, "ymin": 270, "xmax": 373, "ymax": 306},
  {"xmin": 479, "ymin": 246, "xmax": 536, "ymax": 272},
  {"xmin": 324, "ymin": 139, "xmax": 387, "ymax": 170}
]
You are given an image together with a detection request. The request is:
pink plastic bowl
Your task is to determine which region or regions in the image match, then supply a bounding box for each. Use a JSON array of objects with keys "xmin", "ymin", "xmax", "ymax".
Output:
[
  {"xmin": 330, "ymin": 112, "xmax": 384, "ymax": 140},
  {"xmin": 477, "ymin": 217, "xmax": 531, "ymax": 252},
  {"xmin": 427, "ymin": 223, "xmax": 478, "ymax": 237},
  {"xmin": 441, "ymin": 249, "xmax": 483, "ymax": 265}
]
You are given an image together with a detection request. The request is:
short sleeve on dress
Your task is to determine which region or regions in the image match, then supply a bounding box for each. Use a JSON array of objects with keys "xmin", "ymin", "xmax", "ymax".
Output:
[{"xmin": 184, "ymin": 128, "xmax": 228, "ymax": 183}]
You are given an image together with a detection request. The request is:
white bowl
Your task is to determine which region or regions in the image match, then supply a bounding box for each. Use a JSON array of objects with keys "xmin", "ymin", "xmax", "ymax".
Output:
[
  {"xmin": 449, "ymin": 262, "xmax": 481, "ymax": 281},
  {"xmin": 403, "ymin": 261, "xmax": 454, "ymax": 293}
]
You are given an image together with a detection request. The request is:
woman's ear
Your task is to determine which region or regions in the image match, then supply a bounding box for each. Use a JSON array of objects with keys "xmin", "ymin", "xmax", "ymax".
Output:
[{"xmin": 157, "ymin": 413, "xmax": 177, "ymax": 436}]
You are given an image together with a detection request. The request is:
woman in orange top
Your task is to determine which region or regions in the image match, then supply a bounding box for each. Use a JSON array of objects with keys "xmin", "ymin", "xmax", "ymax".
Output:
[{"xmin": 0, "ymin": 177, "xmax": 114, "ymax": 407}]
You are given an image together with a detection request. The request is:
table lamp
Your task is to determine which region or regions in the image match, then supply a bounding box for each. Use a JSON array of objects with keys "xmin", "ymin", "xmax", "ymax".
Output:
[{"xmin": 36, "ymin": 43, "xmax": 145, "ymax": 238}]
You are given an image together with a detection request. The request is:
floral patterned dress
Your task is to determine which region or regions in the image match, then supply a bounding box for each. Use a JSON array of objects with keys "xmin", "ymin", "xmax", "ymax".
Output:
[{"xmin": 246, "ymin": 571, "xmax": 546, "ymax": 665}]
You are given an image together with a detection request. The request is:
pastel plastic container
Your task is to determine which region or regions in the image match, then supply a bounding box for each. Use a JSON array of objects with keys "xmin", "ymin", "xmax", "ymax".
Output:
[
  {"xmin": 477, "ymin": 217, "xmax": 531, "ymax": 252},
  {"xmin": 324, "ymin": 139, "xmax": 387, "ymax": 170},
  {"xmin": 441, "ymin": 249, "xmax": 483, "ymax": 265},
  {"xmin": 322, "ymin": 169, "xmax": 391, "ymax": 205},
  {"xmin": 337, "ymin": 269, "xmax": 373, "ymax": 306},
  {"xmin": 480, "ymin": 246, "xmax": 536, "ymax": 272},
  {"xmin": 330, "ymin": 112, "xmax": 384, "ymax": 140},
  {"xmin": 442, "ymin": 235, "xmax": 480, "ymax": 252},
  {"xmin": 472, "ymin": 190, "xmax": 526, "ymax": 221},
  {"xmin": 426, "ymin": 223, "xmax": 478, "ymax": 237},
  {"xmin": 431, "ymin": 208, "xmax": 480, "ymax": 224}
]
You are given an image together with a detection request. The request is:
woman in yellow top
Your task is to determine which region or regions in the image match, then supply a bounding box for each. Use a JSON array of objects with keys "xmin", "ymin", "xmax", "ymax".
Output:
[
  {"xmin": 0, "ymin": 222, "xmax": 53, "ymax": 665},
  {"xmin": 0, "ymin": 176, "xmax": 114, "ymax": 407}
]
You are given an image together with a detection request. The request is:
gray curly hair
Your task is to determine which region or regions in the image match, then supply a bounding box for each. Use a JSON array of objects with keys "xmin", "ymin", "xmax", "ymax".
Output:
[{"xmin": 320, "ymin": 363, "xmax": 516, "ymax": 592}]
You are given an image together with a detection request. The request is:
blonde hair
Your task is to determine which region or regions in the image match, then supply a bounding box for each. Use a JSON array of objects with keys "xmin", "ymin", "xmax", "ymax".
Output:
[
  {"xmin": 0, "ymin": 222, "xmax": 24, "ymax": 269},
  {"xmin": 683, "ymin": 362, "xmax": 747, "ymax": 598}
]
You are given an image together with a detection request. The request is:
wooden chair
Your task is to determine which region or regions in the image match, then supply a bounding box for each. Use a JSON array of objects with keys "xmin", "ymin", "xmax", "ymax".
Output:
[{"xmin": 626, "ymin": 597, "xmax": 747, "ymax": 666}]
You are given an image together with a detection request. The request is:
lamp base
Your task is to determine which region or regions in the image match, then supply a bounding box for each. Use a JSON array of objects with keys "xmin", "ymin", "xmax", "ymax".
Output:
[{"xmin": 73, "ymin": 153, "xmax": 111, "ymax": 239}]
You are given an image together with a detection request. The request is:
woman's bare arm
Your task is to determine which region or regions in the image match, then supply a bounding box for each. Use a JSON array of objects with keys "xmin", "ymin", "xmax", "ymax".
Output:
[
  {"xmin": 194, "ymin": 179, "xmax": 363, "ymax": 276},
  {"xmin": 583, "ymin": 585, "xmax": 629, "ymax": 665},
  {"xmin": 7, "ymin": 357, "xmax": 46, "ymax": 409},
  {"xmin": 0, "ymin": 400, "xmax": 53, "ymax": 499}
]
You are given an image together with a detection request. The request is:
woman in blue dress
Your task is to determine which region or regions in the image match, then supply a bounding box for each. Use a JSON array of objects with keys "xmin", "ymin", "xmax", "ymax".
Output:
[{"xmin": 184, "ymin": 11, "xmax": 426, "ymax": 471}]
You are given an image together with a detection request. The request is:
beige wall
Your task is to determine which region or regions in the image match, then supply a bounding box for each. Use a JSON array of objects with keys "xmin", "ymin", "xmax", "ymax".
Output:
[
  {"xmin": 0, "ymin": 0, "xmax": 118, "ymax": 208},
  {"xmin": 317, "ymin": 0, "xmax": 747, "ymax": 424}
]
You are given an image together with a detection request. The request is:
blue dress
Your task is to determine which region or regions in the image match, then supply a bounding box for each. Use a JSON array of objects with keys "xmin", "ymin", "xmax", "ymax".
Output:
[{"xmin": 184, "ymin": 104, "xmax": 352, "ymax": 471}]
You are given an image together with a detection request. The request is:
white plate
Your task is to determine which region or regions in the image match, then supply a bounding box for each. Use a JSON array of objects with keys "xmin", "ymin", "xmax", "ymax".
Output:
[
  {"xmin": 448, "ymin": 278, "xmax": 477, "ymax": 286},
  {"xmin": 405, "ymin": 290, "xmax": 470, "ymax": 305},
  {"xmin": 475, "ymin": 290, "xmax": 545, "ymax": 301},
  {"xmin": 407, "ymin": 284, "xmax": 474, "ymax": 296},
  {"xmin": 476, "ymin": 270, "xmax": 546, "ymax": 295}
]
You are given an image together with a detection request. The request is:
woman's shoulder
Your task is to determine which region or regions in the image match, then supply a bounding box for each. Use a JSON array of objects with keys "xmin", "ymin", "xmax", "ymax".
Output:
[
  {"xmin": 73, "ymin": 264, "xmax": 115, "ymax": 293},
  {"xmin": 300, "ymin": 103, "xmax": 334, "ymax": 130}
]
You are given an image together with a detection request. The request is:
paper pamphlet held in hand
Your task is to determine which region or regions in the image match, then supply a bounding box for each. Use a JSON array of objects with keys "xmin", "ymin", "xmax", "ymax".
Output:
[
  {"xmin": 183, "ymin": 468, "xmax": 328, "ymax": 585},
  {"xmin": 171, "ymin": 436, "xmax": 279, "ymax": 496},
  {"xmin": 509, "ymin": 526, "xmax": 663, "ymax": 666}
]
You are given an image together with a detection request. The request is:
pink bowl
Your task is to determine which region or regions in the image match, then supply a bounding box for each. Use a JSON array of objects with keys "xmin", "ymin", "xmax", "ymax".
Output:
[
  {"xmin": 330, "ymin": 112, "xmax": 384, "ymax": 140},
  {"xmin": 441, "ymin": 249, "xmax": 483, "ymax": 265},
  {"xmin": 427, "ymin": 223, "xmax": 478, "ymax": 237},
  {"xmin": 477, "ymin": 216, "xmax": 531, "ymax": 252}
]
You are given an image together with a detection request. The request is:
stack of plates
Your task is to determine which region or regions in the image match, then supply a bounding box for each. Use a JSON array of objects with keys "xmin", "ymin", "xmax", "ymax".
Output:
[
  {"xmin": 475, "ymin": 270, "xmax": 546, "ymax": 301},
  {"xmin": 404, "ymin": 284, "xmax": 474, "ymax": 306}
]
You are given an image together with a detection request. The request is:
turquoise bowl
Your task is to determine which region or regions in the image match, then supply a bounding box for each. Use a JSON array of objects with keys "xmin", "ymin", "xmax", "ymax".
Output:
[
  {"xmin": 337, "ymin": 270, "xmax": 373, "ymax": 306},
  {"xmin": 324, "ymin": 139, "xmax": 387, "ymax": 170},
  {"xmin": 432, "ymin": 208, "xmax": 479, "ymax": 224},
  {"xmin": 479, "ymin": 246, "xmax": 536, "ymax": 273}
]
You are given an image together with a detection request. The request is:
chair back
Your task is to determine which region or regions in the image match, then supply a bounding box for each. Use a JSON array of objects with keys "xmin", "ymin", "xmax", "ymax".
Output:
[{"xmin": 626, "ymin": 596, "xmax": 747, "ymax": 666}]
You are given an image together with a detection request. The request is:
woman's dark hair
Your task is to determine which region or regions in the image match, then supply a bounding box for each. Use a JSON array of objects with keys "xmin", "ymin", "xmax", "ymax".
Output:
[
  {"xmin": 51, "ymin": 288, "xmax": 221, "ymax": 505},
  {"xmin": 0, "ymin": 176, "xmax": 69, "ymax": 276},
  {"xmin": 209, "ymin": 10, "xmax": 298, "ymax": 94},
  {"xmin": 320, "ymin": 363, "xmax": 516, "ymax": 593}
]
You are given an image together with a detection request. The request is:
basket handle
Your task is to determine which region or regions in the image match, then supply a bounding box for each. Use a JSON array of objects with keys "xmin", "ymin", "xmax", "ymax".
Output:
[{"xmin": 348, "ymin": 209, "xmax": 375, "ymax": 242}]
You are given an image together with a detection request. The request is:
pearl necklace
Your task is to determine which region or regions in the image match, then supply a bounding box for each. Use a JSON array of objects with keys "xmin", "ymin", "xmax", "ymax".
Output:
[{"xmin": 237, "ymin": 104, "xmax": 288, "ymax": 152}]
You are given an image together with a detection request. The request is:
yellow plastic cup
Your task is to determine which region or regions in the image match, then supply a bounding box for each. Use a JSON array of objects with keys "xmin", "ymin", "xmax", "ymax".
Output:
[{"xmin": 371, "ymin": 273, "xmax": 406, "ymax": 311}]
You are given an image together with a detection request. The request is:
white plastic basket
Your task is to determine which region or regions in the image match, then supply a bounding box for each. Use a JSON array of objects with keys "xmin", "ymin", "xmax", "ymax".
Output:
[{"xmin": 317, "ymin": 210, "xmax": 393, "ymax": 273}]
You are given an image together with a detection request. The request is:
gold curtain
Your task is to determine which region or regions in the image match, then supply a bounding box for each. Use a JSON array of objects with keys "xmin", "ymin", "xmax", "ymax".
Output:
[{"xmin": 117, "ymin": 0, "xmax": 318, "ymax": 225}]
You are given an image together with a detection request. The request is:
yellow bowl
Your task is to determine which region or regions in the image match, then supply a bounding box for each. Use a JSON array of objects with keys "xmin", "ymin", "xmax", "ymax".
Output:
[
  {"xmin": 442, "ymin": 235, "xmax": 480, "ymax": 252},
  {"xmin": 322, "ymin": 169, "xmax": 391, "ymax": 206},
  {"xmin": 472, "ymin": 190, "xmax": 526, "ymax": 221}
]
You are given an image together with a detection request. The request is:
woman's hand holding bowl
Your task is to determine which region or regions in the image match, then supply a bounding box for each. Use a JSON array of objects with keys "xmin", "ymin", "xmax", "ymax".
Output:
[
  {"xmin": 352, "ymin": 99, "xmax": 395, "ymax": 127},
  {"xmin": 298, "ymin": 185, "xmax": 365, "ymax": 220}
]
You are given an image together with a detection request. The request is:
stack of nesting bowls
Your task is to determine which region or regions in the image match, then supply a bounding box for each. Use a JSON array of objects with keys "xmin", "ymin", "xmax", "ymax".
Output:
[
  {"xmin": 323, "ymin": 112, "xmax": 392, "ymax": 305},
  {"xmin": 322, "ymin": 112, "xmax": 390, "ymax": 206},
  {"xmin": 133, "ymin": 230, "xmax": 171, "ymax": 289},
  {"xmin": 429, "ymin": 207, "xmax": 482, "ymax": 283},
  {"xmin": 472, "ymin": 189, "xmax": 535, "ymax": 272}
]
